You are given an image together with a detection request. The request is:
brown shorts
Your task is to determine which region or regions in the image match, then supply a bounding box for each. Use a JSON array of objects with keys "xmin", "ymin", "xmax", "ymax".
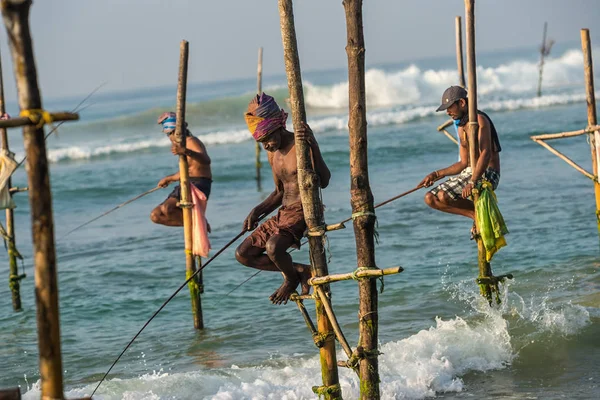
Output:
[{"xmin": 249, "ymin": 202, "xmax": 306, "ymax": 249}]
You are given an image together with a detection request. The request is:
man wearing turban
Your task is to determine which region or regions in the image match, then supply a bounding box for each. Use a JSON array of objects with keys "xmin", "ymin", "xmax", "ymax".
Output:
[
  {"xmin": 236, "ymin": 93, "xmax": 331, "ymax": 305},
  {"xmin": 150, "ymin": 112, "xmax": 213, "ymax": 227}
]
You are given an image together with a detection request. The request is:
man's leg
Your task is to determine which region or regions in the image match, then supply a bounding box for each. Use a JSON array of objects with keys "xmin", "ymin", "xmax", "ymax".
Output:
[
  {"xmin": 424, "ymin": 190, "xmax": 474, "ymax": 219},
  {"xmin": 235, "ymin": 237, "xmax": 280, "ymax": 272},
  {"xmin": 235, "ymin": 234, "xmax": 311, "ymax": 304},
  {"xmin": 150, "ymin": 197, "xmax": 183, "ymax": 226},
  {"xmin": 265, "ymin": 234, "xmax": 302, "ymax": 304}
]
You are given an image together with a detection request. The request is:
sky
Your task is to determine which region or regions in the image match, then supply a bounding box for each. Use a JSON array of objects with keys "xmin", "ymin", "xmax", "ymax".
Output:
[{"xmin": 0, "ymin": 0, "xmax": 598, "ymax": 101}]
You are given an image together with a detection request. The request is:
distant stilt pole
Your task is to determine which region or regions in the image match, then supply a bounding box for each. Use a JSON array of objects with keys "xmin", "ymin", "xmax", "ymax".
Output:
[
  {"xmin": 455, "ymin": 16, "xmax": 466, "ymax": 88},
  {"xmin": 256, "ymin": 47, "xmax": 263, "ymax": 191},
  {"xmin": 1, "ymin": 1, "xmax": 63, "ymax": 397},
  {"xmin": 174, "ymin": 40, "xmax": 204, "ymax": 329},
  {"xmin": 278, "ymin": 1, "xmax": 341, "ymax": 398},
  {"xmin": 343, "ymin": 0, "xmax": 380, "ymax": 398},
  {"xmin": 0, "ymin": 45, "xmax": 22, "ymax": 312},
  {"xmin": 581, "ymin": 29, "xmax": 600, "ymax": 235},
  {"xmin": 464, "ymin": 0, "xmax": 493, "ymax": 302},
  {"xmin": 537, "ymin": 22, "xmax": 554, "ymax": 97}
]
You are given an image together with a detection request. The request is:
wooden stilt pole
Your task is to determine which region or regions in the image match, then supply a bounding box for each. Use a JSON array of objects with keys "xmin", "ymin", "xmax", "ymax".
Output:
[
  {"xmin": 581, "ymin": 29, "xmax": 600, "ymax": 234},
  {"xmin": 1, "ymin": 1, "xmax": 63, "ymax": 397},
  {"xmin": 255, "ymin": 47, "xmax": 263, "ymax": 191},
  {"xmin": 537, "ymin": 23, "xmax": 554, "ymax": 98},
  {"xmin": 174, "ymin": 40, "xmax": 203, "ymax": 329},
  {"xmin": 342, "ymin": 0, "xmax": 380, "ymax": 398},
  {"xmin": 455, "ymin": 16, "xmax": 466, "ymax": 88},
  {"xmin": 278, "ymin": 1, "xmax": 341, "ymax": 398},
  {"xmin": 0, "ymin": 45, "xmax": 22, "ymax": 312},
  {"xmin": 464, "ymin": 0, "xmax": 493, "ymax": 302}
]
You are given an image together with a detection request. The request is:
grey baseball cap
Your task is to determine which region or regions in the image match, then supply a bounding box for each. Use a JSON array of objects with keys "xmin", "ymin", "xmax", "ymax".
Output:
[{"xmin": 436, "ymin": 86, "xmax": 467, "ymax": 111}]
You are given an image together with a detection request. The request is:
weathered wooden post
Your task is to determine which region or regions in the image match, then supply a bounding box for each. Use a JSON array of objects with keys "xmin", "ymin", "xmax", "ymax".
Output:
[
  {"xmin": 0, "ymin": 45, "xmax": 22, "ymax": 312},
  {"xmin": 342, "ymin": 0, "xmax": 380, "ymax": 398},
  {"xmin": 455, "ymin": 16, "xmax": 465, "ymax": 88},
  {"xmin": 537, "ymin": 22, "xmax": 554, "ymax": 97},
  {"xmin": 464, "ymin": 0, "xmax": 494, "ymax": 301},
  {"xmin": 581, "ymin": 29, "xmax": 600, "ymax": 234},
  {"xmin": 278, "ymin": 1, "xmax": 341, "ymax": 398},
  {"xmin": 173, "ymin": 40, "xmax": 204, "ymax": 329},
  {"xmin": 255, "ymin": 47, "xmax": 263, "ymax": 191},
  {"xmin": 0, "ymin": 1, "xmax": 77, "ymax": 397}
]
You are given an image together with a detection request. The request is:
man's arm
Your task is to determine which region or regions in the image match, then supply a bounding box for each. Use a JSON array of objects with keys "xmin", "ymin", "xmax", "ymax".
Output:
[
  {"xmin": 158, "ymin": 172, "xmax": 180, "ymax": 187},
  {"xmin": 242, "ymin": 152, "xmax": 284, "ymax": 231},
  {"xmin": 297, "ymin": 122, "xmax": 331, "ymax": 188},
  {"xmin": 471, "ymin": 113, "xmax": 492, "ymax": 183},
  {"xmin": 419, "ymin": 129, "xmax": 468, "ymax": 187},
  {"xmin": 172, "ymin": 137, "xmax": 211, "ymax": 165}
]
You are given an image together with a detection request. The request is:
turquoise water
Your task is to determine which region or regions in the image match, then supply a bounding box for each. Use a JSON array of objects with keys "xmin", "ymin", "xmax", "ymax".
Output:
[{"xmin": 1, "ymin": 44, "xmax": 599, "ymax": 399}]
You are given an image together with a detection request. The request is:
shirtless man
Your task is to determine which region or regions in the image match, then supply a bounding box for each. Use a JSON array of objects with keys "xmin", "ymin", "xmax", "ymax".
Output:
[
  {"xmin": 235, "ymin": 93, "xmax": 331, "ymax": 305},
  {"xmin": 150, "ymin": 112, "xmax": 212, "ymax": 226},
  {"xmin": 420, "ymin": 86, "xmax": 502, "ymax": 238}
]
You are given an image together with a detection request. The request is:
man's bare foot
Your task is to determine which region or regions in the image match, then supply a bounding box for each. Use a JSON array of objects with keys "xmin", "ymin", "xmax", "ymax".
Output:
[
  {"xmin": 269, "ymin": 278, "xmax": 300, "ymax": 305},
  {"xmin": 294, "ymin": 263, "xmax": 312, "ymax": 295}
]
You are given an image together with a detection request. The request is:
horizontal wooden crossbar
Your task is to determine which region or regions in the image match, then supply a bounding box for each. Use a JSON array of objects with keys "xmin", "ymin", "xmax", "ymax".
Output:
[
  {"xmin": 0, "ymin": 111, "xmax": 78, "ymax": 129},
  {"xmin": 308, "ymin": 266, "xmax": 403, "ymax": 286},
  {"xmin": 530, "ymin": 125, "xmax": 600, "ymax": 141}
]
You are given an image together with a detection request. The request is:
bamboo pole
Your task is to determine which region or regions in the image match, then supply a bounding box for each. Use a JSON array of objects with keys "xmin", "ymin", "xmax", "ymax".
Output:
[
  {"xmin": 174, "ymin": 40, "xmax": 203, "ymax": 329},
  {"xmin": 532, "ymin": 139, "xmax": 595, "ymax": 180},
  {"xmin": 310, "ymin": 267, "xmax": 403, "ymax": 286},
  {"xmin": 437, "ymin": 119, "xmax": 453, "ymax": 131},
  {"xmin": 530, "ymin": 126, "xmax": 600, "ymax": 141},
  {"xmin": 0, "ymin": 112, "xmax": 77, "ymax": 128},
  {"xmin": 581, "ymin": 29, "xmax": 600, "ymax": 234},
  {"xmin": 342, "ymin": 0, "xmax": 380, "ymax": 397},
  {"xmin": 316, "ymin": 286, "xmax": 353, "ymax": 360},
  {"xmin": 456, "ymin": 16, "xmax": 465, "ymax": 88},
  {"xmin": 1, "ymin": 1, "xmax": 64, "ymax": 397},
  {"xmin": 255, "ymin": 47, "xmax": 263, "ymax": 191},
  {"xmin": 278, "ymin": 1, "xmax": 341, "ymax": 398},
  {"xmin": 464, "ymin": 0, "xmax": 494, "ymax": 303},
  {"xmin": 0, "ymin": 44, "xmax": 22, "ymax": 312},
  {"xmin": 441, "ymin": 129, "xmax": 459, "ymax": 145}
]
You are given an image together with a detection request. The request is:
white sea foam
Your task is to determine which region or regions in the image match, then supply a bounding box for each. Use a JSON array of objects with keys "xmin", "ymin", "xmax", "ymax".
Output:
[
  {"xmin": 41, "ymin": 48, "xmax": 596, "ymax": 164},
  {"xmin": 304, "ymin": 49, "xmax": 590, "ymax": 109},
  {"xmin": 22, "ymin": 313, "xmax": 514, "ymax": 399}
]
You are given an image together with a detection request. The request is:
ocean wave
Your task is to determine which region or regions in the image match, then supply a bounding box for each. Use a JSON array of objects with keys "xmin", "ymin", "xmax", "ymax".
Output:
[
  {"xmin": 44, "ymin": 130, "xmax": 249, "ymax": 163},
  {"xmin": 23, "ymin": 314, "xmax": 513, "ymax": 399},
  {"xmin": 42, "ymin": 89, "xmax": 591, "ymax": 164},
  {"xmin": 304, "ymin": 48, "xmax": 590, "ymax": 109}
]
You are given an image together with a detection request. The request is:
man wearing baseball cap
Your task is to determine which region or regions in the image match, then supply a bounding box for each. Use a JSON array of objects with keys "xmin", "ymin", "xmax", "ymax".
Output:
[{"xmin": 419, "ymin": 86, "xmax": 502, "ymax": 239}]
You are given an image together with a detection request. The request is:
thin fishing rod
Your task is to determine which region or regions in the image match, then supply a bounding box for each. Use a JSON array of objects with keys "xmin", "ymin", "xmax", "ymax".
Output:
[
  {"xmin": 61, "ymin": 186, "xmax": 162, "ymax": 239},
  {"xmin": 224, "ymin": 184, "xmax": 425, "ymax": 297},
  {"xmin": 91, "ymin": 214, "xmax": 267, "ymax": 397}
]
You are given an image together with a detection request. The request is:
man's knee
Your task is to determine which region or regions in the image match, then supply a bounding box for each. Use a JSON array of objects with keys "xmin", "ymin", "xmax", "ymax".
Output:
[
  {"xmin": 235, "ymin": 246, "xmax": 252, "ymax": 266},
  {"xmin": 235, "ymin": 247, "xmax": 246, "ymax": 265},
  {"xmin": 265, "ymin": 236, "xmax": 287, "ymax": 259},
  {"xmin": 163, "ymin": 200, "xmax": 178, "ymax": 215},
  {"xmin": 437, "ymin": 190, "xmax": 452, "ymax": 204},
  {"xmin": 424, "ymin": 192, "xmax": 436, "ymax": 207},
  {"xmin": 150, "ymin": 208, "xmax": 162, "ymax": 223}
]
